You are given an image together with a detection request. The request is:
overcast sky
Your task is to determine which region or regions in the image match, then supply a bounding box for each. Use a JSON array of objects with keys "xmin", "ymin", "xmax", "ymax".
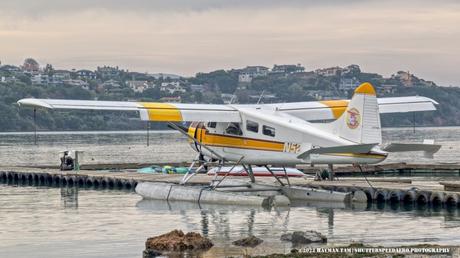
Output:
[{"xmin": 1, "ymin": 0, "xmax": 459, "ymax": 85}]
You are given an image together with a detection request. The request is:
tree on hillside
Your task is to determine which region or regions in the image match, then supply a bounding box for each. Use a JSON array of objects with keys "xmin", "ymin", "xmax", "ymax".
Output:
[{"xmin": 192, "ymin": 70, "xmax": 238, "ymax": 93}]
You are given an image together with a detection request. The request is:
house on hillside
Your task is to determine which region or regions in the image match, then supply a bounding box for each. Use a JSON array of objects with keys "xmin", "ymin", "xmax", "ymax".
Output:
[
  {"xmin": 315, "ymin": 66, "xmax": 342, "ymax": 77},
  {"xmin": 341, "ymin": 64, "xmax": 361, "ymax": 76},
  {"xmin": 271, "ymin": 64, "xmax": 305, "ymax": 75},
  {"xmin": 22, "ymin": 58, "xmax": 40, "ymax": 74},
  {"xmin": 76, "ymin": 70, "xmax": 97, "ymax": 81},
  {"xmin": 31, "ymin": 74, "xmax": 49, "ymax": 85},
  {"xmin": 1, "ymin": 76, "xmax": 19, "ymax": 84},
  {"xmin": 97, "ymin": 66, "xmax": 120, "ymax": 79},
  {"xmin": 50, "ymin": 70, "xmax": 71, "ymax": 85},
  {"xmin": 99, "ymin": 79, "xmax": 122, "ymax": 93},
  {"xmin": 238, "ymin": 66, "xmax": 269, "ymax": 82},
  {"xmin": 160, "ymin": 81, "xmax": 186, "ymax": 94},
  {"xmin": 221, "ymin": 93, "xmax": 236, "ymax": 104},
  {"xmin": 126, "ymin": 80, "xmax": 153, "ymax": 93},
  {"xmin": 392, "ymin": 71, "xmax": 413, "ymax": 87},
  {"xmin": 63, "ymin": 79, "xmax": 90, "ymax": 90},
  {"xmin": 190, "ymin": 84, "xmax": 206, "ymax": 92},
  {"xmin": 379, "ymin": 84, "xmax": 397, "ymax": 94},
  {"xmin": 0, "ymin": 65, "xmax": 21, "ymax": 73},
  {"xmin": 339, "ymin": 77, "xmax": 360, "ymax": 91}
]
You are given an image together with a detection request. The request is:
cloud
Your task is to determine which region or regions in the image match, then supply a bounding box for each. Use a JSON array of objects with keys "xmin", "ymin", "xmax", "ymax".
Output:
[
  {"xmin": 0, "ymin": 0, "xmax": 378, "ymax": 17},
  {"xmin": 1, "ymin": 0, "xmax": 459, "ymax": 85},
  {"xmin": 2, "ymin": 0, "xmax": 459, "ymax": 17}
]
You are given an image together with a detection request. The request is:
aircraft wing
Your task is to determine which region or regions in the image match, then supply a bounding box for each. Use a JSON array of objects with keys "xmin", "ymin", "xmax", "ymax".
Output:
[
  {"xmin": 17, "ymin": 95, "xmax": 437, "ymax": 123},
  {"xmin": 239, "ymin": 96, "xmax": 438, "ymax": 121},
  {"xmin": 17, "ymin": 98, "xmax": 242, "ymax": 122}
]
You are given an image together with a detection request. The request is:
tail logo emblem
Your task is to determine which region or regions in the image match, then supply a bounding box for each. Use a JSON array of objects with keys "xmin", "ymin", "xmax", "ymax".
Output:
[{"xmin": 346, "ymin": 108, "xmax": 361, "ymax": 129}]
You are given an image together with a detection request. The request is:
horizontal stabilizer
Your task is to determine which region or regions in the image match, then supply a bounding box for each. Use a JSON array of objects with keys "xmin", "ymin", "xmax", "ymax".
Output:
[
  {"xmin": 297, "ymin": 143, "xmax": 378, "ymax": 160},
  {"xmin": 382, "ymin": 142, "xmax": 441, "ymax": 158}
]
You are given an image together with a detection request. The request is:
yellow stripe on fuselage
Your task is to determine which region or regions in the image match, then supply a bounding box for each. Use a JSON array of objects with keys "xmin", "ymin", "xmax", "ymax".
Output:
[
  {"xmin": 319, "ymin": 100, "xmax": 349, "ymax": 119},
  {"xmin": 188, "ymin": 127, "xmax": 386, "ymax": 159},
  {"xmin": 188, "ymin": 126, "xmax": 197, "ymax": 139},
  {"xmin": 196, "ymin": 128, "xmax": 284, "ymax": 152},
  {"xmin": 140, "ymin": 103, "xmax": 183, "ymax": 121}
]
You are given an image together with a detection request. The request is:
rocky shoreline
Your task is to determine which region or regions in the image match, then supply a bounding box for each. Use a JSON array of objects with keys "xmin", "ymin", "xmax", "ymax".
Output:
[{"xmin": 143, "ymin": 230, "xmax": 458, "ymax": 258}]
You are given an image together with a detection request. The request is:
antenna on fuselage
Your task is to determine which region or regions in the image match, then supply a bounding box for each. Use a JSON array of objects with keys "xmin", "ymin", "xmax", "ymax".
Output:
[
  {"xmin": 229, "ymin": 94, "xmax": 236, "ymax": 104},
  {"xmin": 256, "ymin": 90, "xmax": 265, "ymax": 104}
]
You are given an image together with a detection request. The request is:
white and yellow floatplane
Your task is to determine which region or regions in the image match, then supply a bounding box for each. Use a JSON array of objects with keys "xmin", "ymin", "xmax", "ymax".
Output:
[{"xmin": 18, "ymin": 82, "xmax": 441, "ymax": 185}]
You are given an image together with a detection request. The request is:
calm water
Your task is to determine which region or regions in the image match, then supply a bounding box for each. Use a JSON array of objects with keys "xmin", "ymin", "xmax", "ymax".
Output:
[
  {"xmin": 1, "ymin": 127, "xmax": 460, "ymax": 257},
  {"xmin": 1, "ymin": 185, "xmax": 460, "ymax": 258}
]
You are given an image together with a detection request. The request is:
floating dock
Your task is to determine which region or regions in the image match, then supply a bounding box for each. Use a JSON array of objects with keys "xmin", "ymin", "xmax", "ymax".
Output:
[{"xmin": 1, "ymin": 163, "xmax": 460, "ymax": 207}]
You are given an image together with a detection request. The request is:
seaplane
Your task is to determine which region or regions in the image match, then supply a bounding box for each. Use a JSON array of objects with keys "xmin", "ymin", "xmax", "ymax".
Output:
[{"xmin": 17, "ymin": 82, "xmax": 441, "ymax": 185}]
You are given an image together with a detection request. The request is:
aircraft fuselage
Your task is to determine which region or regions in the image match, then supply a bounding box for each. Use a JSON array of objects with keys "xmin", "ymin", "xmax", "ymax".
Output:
[{"xmin": 187, "ymin": 109, "xmax": 387, "ymax": 165}]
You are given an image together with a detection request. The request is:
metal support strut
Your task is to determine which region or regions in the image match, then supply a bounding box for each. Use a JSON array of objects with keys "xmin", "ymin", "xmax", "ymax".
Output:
[
  {"xmin": 264, "ymin": 165, "xmax": 285, "ymax": 186},
  {"xmin": 146, "ymin": 121, "xmax": 150, "ymax": 146},
  {"xmin": 212, "ymin": 156, "xmax": 244, "ymax": 190},
  {"xmin": 242, "ymin": 164, "xmax": 256, "ymax": 183},
  {"xmin": 328, "ymin": 164, "xmax": 334, "ymax": 181},
  {"xmin": 282, "ymin": 166, "xmax": 291, "ymax": 186},
  {"xmin": 180, "ymin": 153, "xmax": 205, "ymax": 185},
  {"xmin": 33, "ymin": 108, "xmax": 37, "ymax": 145}
]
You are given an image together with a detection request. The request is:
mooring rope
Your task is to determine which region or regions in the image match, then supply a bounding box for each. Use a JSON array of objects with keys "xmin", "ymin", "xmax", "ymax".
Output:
[
  {"xmin": 358, "ymin": 164, "xmax": 376, "ymax": 191},
  {"xmin": 166, "ymin": 185, "xmax": 174, "ymax": 201},
  {"xmin": 197, "ymin": 186, "xmax": 211, "ymax": 205}
]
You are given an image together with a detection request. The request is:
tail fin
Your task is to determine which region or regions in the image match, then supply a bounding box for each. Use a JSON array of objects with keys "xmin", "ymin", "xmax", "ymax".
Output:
[{"xmin": 330, "ymin": 82, "xmax": 382, "ymax": 144}]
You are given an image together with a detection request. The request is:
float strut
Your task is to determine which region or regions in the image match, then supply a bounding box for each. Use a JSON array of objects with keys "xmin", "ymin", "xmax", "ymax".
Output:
[
  {"xmin": 33, "ymin": 108, "xmax": 37, "ymax": 145},
  {"xmin": 243, "ymin": 164, "xmax": 256, "ymax": 183},
  {"xmin": 264, "ymin": 165, "xmax": 285, "ymax": 186}
]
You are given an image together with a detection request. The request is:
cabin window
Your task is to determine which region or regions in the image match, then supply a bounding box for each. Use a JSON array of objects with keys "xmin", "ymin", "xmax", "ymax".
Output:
[
  {"xmin": 262, "ymin": 125, "xmax": 275, "ymax": 137},
  {"xmin": 225, "ymin": 123, "xmax": 243, "ymax": 136},
  {"xmin": 246, "ymin": 120, "xmax": 259, "ymax": 133},
  {"xmin": 207, "ymin": 122, "xmax": 216, "ymax": 128}
]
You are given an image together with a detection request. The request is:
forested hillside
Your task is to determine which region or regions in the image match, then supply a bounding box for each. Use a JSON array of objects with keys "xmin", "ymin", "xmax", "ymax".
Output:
[{"xmin": 1, "ymin": 62, "xmax": 459, "ymax": 131}]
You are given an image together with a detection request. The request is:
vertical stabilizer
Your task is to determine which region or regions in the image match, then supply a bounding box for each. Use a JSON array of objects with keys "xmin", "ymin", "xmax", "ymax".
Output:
[{"xmin": 331, "ymin": 82, "xmax": 382, "ymax": 144}]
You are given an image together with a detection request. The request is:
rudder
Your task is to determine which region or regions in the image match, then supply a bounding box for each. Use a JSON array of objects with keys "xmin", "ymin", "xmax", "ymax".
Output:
[{"xmin": 331, "ymin": 82, "xmax": 382, "ymax": 144}]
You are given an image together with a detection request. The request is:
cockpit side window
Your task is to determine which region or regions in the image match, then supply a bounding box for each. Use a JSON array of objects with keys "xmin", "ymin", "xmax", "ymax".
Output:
[
  {"xmin": 262, "ymin": 125, "xmax": 275, "ymax": 137},
  {"xmin": 225, "ymin": 123, "xmax": 243, "ymax": 136},
  {"xmin": 207, "ymin": 122, "xmax": 217, "ymax": 128},
  {"xmin": 246, "ymin": 120, "xmax": 259, "ymax": 133}
]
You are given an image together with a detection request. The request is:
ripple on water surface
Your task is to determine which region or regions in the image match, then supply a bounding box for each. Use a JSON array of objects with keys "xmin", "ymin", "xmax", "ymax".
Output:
[{"xmin": 1, "ymin": 185, "xmax": 460, "ymax": 257}]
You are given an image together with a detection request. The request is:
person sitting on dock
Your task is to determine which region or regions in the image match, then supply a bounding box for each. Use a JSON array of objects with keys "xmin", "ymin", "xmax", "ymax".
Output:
[{"xmin": 60, "ymin": 151, "xmax": 75, "ymax": 171}]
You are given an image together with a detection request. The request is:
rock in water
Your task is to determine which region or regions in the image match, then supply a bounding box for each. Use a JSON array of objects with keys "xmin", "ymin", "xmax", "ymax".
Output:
[
  {"xmin": 280, "ymin": 231, "xmax": 327, "ymax": 244},
  {"xmin": 232, "ymin": 236, "xmax": 263, "ymax": 247},
  {"xmin": 143, "ymin": 249, "xmax": 162, "ymax": 258},
  {"xmin": 145, "ymin": 230, "xmax": 213, "ymax": 253}
]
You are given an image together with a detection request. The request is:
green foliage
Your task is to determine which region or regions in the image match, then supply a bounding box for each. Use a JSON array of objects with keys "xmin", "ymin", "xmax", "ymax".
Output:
[{"xmin": 191, "ymin": 70, "xmax": 238, "ymax": 93}]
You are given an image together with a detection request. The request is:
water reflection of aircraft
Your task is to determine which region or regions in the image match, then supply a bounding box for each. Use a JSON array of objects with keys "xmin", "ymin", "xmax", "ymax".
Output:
[
  {"xmin": 18, "ymin": 83, "xmax": 440, "ymax": 182},
  {"xmin": 136, "ymin": 199, "xmax": 460, "ymax": 252},
  {"xmin": 136, "ymin": 199, "xmax": 268, "ymax": 240},
  {"xmin": 60, "ymin": 186, "xmax": 79, "ymax": 209}
]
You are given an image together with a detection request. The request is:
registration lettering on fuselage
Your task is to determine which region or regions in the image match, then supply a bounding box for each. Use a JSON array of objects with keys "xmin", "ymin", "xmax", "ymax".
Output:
[{"xmin": 284, "ymin": 142, "xmax": 301, "ymax": 153}]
